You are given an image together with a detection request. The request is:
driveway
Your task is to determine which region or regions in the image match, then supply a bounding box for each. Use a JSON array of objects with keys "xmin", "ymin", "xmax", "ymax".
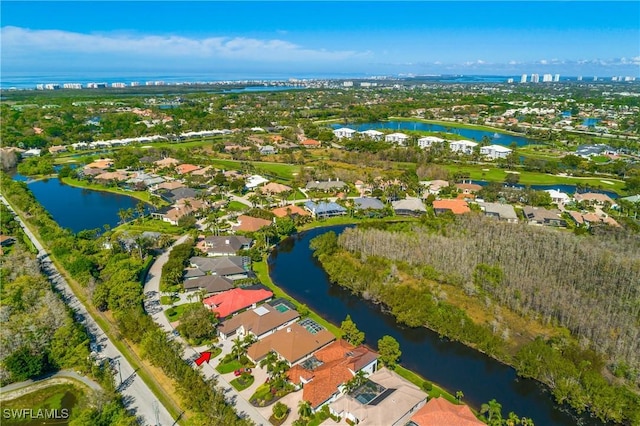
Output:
[{"xmin": 143, "ymin": 236, "xmax": 271, "ymax": 426}]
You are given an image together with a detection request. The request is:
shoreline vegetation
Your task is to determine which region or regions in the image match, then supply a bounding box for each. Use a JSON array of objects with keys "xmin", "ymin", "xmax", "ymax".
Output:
[
  {"xmin": 254, "ymin": 250, "xmax": 462, "ymax": 407},
  {"xmin": 307, "ymin": 222, "xmax": 640, "ymax": 425}
]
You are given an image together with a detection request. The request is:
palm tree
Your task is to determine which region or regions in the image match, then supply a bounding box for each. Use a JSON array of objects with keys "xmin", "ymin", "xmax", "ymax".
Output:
[
  {"xmin": 455, "ymin": 390, "xmax": 464, "ymax": 402},
  {"xmin": 231, "ymin": 336, "xmax": 246, "ymax": 362},
  {"xmin": 297, "ymin": 400, "xmax": 312, "ymax": 421}
]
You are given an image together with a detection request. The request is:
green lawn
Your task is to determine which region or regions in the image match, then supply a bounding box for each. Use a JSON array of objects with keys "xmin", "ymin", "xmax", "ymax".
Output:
[
  {"xmin": 116, "ymin": 218, "xmax": 183, "ymax": 235},
  {"xmin": 216, "ymin": 359, "xmax": 243, "ymax": 374},
  {"xmin": 442, "ymin": 164, "xmax": 626, "ymax": 194},
  {"xmin": 230, "ymin": 374, "xmax": 255, "ymax": 391},
  {"xmin": 395, "ymin": 366, "xmax": 458, "ymax": 404},
  {"xmin": 227, "ymin": 200, "xmax": 249, "ymax": 211},
  {"xmin": 60, "ymin": 176, "xmax": 158, "ymax": 204},
  {"xmin": 160, "ymin": 295, "xmax": 180, "ymax": 305},
  {"xmin": 164, "ymin": 302, "xmax": 199, "ymax": 322}
]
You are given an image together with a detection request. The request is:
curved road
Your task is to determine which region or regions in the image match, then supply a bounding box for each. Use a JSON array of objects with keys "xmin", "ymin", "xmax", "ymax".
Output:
[
  {"xmin": 0, "ymin": 195, "xmax": 174, "ymax": 426},
  {"xmin": 143, "ymin": 236, "xmax": 267, "ymax": 426},
  {"xmin": 0, "ymin": 370, "xmax": 102, "ymax": 395}
]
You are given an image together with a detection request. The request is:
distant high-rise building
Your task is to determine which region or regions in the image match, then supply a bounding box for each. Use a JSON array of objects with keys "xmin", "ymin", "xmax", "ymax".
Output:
[
  {"xmin": 63, "ymin": 83, "xmax": 82, "ymax": 89},
  {"xmin": 593, "ymin": 76, "xmax": 598, "ymax": 81},
  {"xmin": 577, "ymin": 76, "xmax": 582, "ymax": 81},
  {"xmin": 130, "ymin": 82, "xmax": 140, "ymax": 87},
  {"xmin": 520, "ymin": 74, "xmax": 527, "ymax": 83},
  {"xmin": 531, "ymin": 73, "xmax": 540, "ymax": 83},
  {"xmin": 343, "ymin": 81, "xmax": 353, "ymax": 87},
  {"xmin": 542, "ymin": 74, "xmax": 553, "ymax": 82},
  {"xmin": 554, "ymin": 74, "xmax": 560, "ymax": 82},
  {"xmin": 111, "ymin": 82, "xmax": 127, "ymax": 88},
  {"xmin": 507, "ymin": 78, "xmax": 514, "ymax": 83}
]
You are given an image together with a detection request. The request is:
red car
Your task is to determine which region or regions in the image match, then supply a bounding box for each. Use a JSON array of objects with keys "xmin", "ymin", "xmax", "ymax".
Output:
[{"xmin": 234, "ymin": 368, "xmax": 252, "ymax": 376}]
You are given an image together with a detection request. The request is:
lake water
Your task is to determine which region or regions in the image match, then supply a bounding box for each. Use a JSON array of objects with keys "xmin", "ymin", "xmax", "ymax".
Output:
[
  {"xmin": 470, "ymin": 180, "xmax": 620, "ymax": 199},
  {"xmin": 332, "ymin": 121, "xmax": 538, "ymax": 147},
  {"xmin": 269, "ymin": 226, "xmax": 605, "ymax": 426},
  {"xmin": 26, "ymin": 178, "xmax": 142, "ymax": 233}
]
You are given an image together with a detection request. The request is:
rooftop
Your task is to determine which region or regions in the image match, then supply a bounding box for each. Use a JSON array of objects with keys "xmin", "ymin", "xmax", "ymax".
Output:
[{"xmin": 203, "ymin": 288, "xmax": 273, "ymax": 318}]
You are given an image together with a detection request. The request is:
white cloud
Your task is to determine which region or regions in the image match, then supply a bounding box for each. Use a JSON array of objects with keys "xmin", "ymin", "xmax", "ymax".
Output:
[{"xmin": 0, "ymin": 26, "xmax": 365, "ymax": 63}]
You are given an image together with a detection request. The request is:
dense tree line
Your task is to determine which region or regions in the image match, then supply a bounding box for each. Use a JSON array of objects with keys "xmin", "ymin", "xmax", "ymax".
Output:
[
  {"xmin": 161, "ymin": 240, "xmax": 193, "ymax": 292},
  {"xmin": 310, "ymin": 218, "xmax": 640, "ymax": 424},
  {"xmin": 0, "ymin": 173, "xmax": 252, "ymax": 425}
]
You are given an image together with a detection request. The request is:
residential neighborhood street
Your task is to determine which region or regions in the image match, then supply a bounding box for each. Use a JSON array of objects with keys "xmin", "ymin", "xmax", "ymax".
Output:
[
  {"xmin": 143, "ymin": 235, "xmax": 272, "ymax": 426},
  {"xmin": 1, "ymin": 196, "xmax": 175, "ymax": 426}
]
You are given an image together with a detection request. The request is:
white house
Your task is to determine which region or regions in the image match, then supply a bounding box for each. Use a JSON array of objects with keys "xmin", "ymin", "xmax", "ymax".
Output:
[
  {"xmin": 359, "ymin": 129, "xmax": 384, "ymax": 141},
  {"xmin": 245, "ymin": 175, "xmax": 269, "ymax": 189},
  {"xmin": 480, "ymin": 144, "xmax": 513, "ymax": 159},
  {"xmin": 417, "ymin": 136, "xmax": 444, "ymax": 149},
  {"xmin": 449, "ymin": 140, "xmax": 478, "ymax": 155},
  {"xmin": 384, "ymin": 132, "xmax": 410, "ymax": 145},
  {"xmin": 333, "ymin": 128, "xmax": 357, "ymax": 139},
  {"xmin": 546, "ymin": 189, "xmax": 571, "ymax": 205}
]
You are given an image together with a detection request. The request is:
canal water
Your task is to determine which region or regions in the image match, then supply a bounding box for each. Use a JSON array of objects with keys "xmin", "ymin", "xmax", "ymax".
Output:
[
  {"xmin": 26, "ymin": 177, "xmax": 142, "ymax": 233},
  {"xmin": 331, "ymin": 121, "xmax": 538, "ymax": 147},
  {"xmin": 269, "ymin": 225, "xmax": 605, "ymax": 426}
]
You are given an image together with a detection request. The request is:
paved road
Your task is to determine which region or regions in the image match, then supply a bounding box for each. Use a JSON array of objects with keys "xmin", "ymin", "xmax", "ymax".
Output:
[
  {"xmin": 143, "ymin": 236, "xmax": 268, "ymax": 426},
  {"xmin": 0, "ymin": 195, "xmax": 175, "ymax": 426},
  {"xmin": 0, "ymin": 369, "xmax": 102, "ymax": 395}
]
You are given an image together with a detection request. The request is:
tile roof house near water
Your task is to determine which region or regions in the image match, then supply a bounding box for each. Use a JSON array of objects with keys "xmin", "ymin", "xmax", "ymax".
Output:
[
  {"xmin": 203, "ymin": 288, "xmax": 273, "ymax": 319},
  {"xmin": 408, "ymin": 396, "xmax": 484, "ymax": 426},
  {"xmin": 288, "ymin": 339, "xmax": 379, "ymax": 410},
  {"xmin": 247, "ymin": 320, "xmax": 336, "ymax": 365},
  {"xmin": 232, "ymin": 215, "xmax": 273, "ymax": 232},
  {"xmin": 218, "ymin": 303, "xmax": 300, "ymax": 340}
]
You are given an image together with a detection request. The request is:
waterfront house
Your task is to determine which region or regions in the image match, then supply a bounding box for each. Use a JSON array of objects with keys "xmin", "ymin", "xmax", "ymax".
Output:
[
  {"xmin": 203, "ymin": 235, "xmax": 253, "ymax": 256},
  {"xmin": 545, "ymin": 189, "xmax": 571, "ymax": 205},
  {"xmin": 329, "ymin": 368, "xmax": 426, "ymax": 426},
  {"xmin": 449, "ymin": 140, "xmax": 477, "ymax": 155},
  {"xmin": 231, "ymin": 215, "xmax": 273, "ymax": 233},
  {"xmin": 183, "ymin": 275, "xmax": 234, "ymax": 295},
  {"xmin": 480, "ymin": 144, "xmax": 512, "ymax": 159},
  {"xmin": 420, "ymin": 180, "xmax": 450, "ymax": 195},
  {"xmin": 359, "ymin": 129, "xmax": 384, "ymax": 141},
  {"xmin": 304, "ymin": 201, "xmax": 347, "ymax": 218},
  {"xmin": 353, "ymin": 197, "xmax": 385, "ymax": 211},
  {"xmin": 188, "ymin": 255, "xmax": 249, "ymax": 279},
  {"xmin": 385, "ymin": 132, "xmax": 410, "ymax": 145},
  {"xmin": 287, "ymin": 339, "xmax": 379, "ymax": 412},
  {"xmin": 417, "ymin": 136, "xmax": 444, "ymax": 149},
  {"xmin": 455, "ymin": 183, "xmax": 483, "ymax": 195},
  {"xmin": 333, "ymin": 128, "xmax": 357, "ymax": 139},
  {"xmin": 218, "ymin": 303, "xmax": 300, "ymax": 340},
  {"xmin": 574, "ymin": 192, "xmax": 615, "ymax": 207},
  {"xmin": 271, "ymin": 204, "xmax": 310, "ymax": 218},
  {"xmin": 408, "ymin": 397, "xmax": 484, "ymax": 426},
  {"xmin": 246, "ymin": 319, "xmax": 335, "ymax": 365},
  {"xmin": 203, "ymin": 287, "xmax": 273, "ymax": 319}
]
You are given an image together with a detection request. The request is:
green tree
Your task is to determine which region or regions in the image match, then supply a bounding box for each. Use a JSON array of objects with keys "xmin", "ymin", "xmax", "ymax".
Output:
[
  {"xmin": 272, "ymin": 402, "xmax": 289, "ymax": 420},
  {"xmin": 340, "ymin": 314, "xmax": 365, "ymax": 346},
  {"xmin": 4, "ymin": 346, "xmax": 47, "ymax": 382},
  {"xmin": 177, "ymin": 304, "xmax": 218, "ymax": 344},
  {"xmin": 297, "ymin": 400, "xmax": 312, "ymax": 421},
  {"xmin": 377, "ymin": 335, "xmax": 401, "ymax": 370}
]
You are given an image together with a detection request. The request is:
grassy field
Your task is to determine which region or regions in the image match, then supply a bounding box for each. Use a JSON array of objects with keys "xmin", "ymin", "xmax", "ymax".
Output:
[
  {"xmin": 443, "ymin": 164, "xmax": 627, "ymax": 194},
  {"xmin": 116, "ymin": 218, "xmax": 185, "ymax": 235},
  {"xmin": 226, "ymin": 200, "xmax": 249, "ymax": 212},
  {"xmin": 60, "ymin": 176, "xmax": 160, "ymax": 204},
  {"xmin": 165, "ymin": 302, "xmax": 200, "ymax": 323}
]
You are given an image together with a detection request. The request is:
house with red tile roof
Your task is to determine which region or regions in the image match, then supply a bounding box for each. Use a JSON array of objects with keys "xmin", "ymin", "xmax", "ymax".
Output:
[
  {"xmin": 301, "ymin": 138, "xmax": 321, "ymax": 148},
  {"xmin": 433, "ymin": 199, "xmax": 471, "ymax": 215},
  {"xmin": 176, "ymin": 163, "xmax": 202, "ymax": 175},
  {"xmin": 203, "ymin": 288, "xmax": 273, "ymax": 319},
  {"xmin": 247, "ymin": 320, "xmax": 335, "ymax": 365},
  {"xmin": 288, "ymin": 340, "xmax": 378, "ymax": 411},
  {"xmin": 271, "ymin": 205, "xmax": 310, "ymax": 218},
  {"xmin": 408, "ymin": 397, "xmax": 484, "ymax": 426},
  {"xmin": 232, "ymin": 215, "xmax": 273, "ymax": 232}
]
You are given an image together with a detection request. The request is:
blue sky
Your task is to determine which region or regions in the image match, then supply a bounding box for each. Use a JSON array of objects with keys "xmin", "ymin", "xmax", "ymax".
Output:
[{"xmin": 1, "ymin": 1, "xmax": 639, "ymax": 78}]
